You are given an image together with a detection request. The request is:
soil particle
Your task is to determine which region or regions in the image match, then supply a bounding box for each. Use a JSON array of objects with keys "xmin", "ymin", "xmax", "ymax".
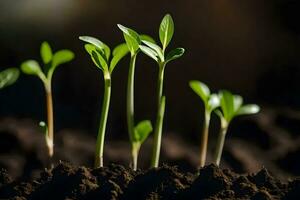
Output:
[{"xmin": 0, "ymin": 162, "xmax": 299, "ymax": 200}]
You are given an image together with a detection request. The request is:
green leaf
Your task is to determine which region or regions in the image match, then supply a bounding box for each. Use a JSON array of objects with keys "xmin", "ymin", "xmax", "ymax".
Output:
[
  {"xmin": 139, "ymin": 45, "xmax": 158, "ymax": 62},
  {"xmin": 84, "ymin": 44, "xmax": 95, "ymax": 55},
  {"xmin": 189, "ymin": 80, "xmax": 210, "ymax": 103},
  {"xmin": 21, "ymin": 60, "xmax": 43, "ymax": 76},
  {"xmin": 79, "ymin": 36, "xmax": 110, "ymax": 60},
  {"xmin": 166, "ymin": 48, "xmax": 185, "ymax": 63},
  {"xmin": 233, "ymin": 95, "xmax": 243, "ymax": 112},
  {"xmin": 117, "ymin": 24, "xmax": 141, "ymax": 54},
  {"xmin": 219, "ymin": 90, "xmax": 235, "ymax": 122},
  {"xmin": 237, "ymin": 104, "xmax": 260, "ymax": 116},
  {"xmin": 134, "ymin": 120, "xmax": 153, "ymax": 143},
  {"xmin": 91, "ymin": 50, "xmax": 108, "ymax": 71},
  {"xmin": 159, "ymin": 14, "xmax": 174, "ymax": 50},
  {"xmin": 52, "ymin": 50, "xmax": 74, "ymax": 69},
  {"xmin": 140, "ymin": 34, "xmax": 156, "ymax": 43},
  {"xmin": 110, "ymin": 43, "xmax": 129, "ymax": 73},
  {"xmin": 208, "ymin": 93, "xmax": 220, "ymax": 111},
  {"xmin": 40, "ymin": 41, "xmax": 53, "ymax": 64},
  {"xmin": 0, "ymin": 68, "xmax": 19, "ymax": 89},
  {"xmin": 142, "ymin": 40, "xmax": 164, "ymax": 62}
]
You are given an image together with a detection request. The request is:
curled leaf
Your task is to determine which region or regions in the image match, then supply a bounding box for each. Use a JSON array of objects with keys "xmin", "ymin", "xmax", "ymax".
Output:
[
  {"xmin": 139, "ymin": 45, "xmax": 159, "ymax": 62},
  {"xmin": 134, "ymin": 120, "xmax": 153, "ymax": 143},
  {"xmin": 166, "ymin": 48, "xmax": 185, "ymax": 63},
  {"xmin": 117, "ymin": 24, "xmax": 141, "ymax": 54},
  {"xmin": 79, "ymin": 36, "xmax": 110, "ymax": 60}
]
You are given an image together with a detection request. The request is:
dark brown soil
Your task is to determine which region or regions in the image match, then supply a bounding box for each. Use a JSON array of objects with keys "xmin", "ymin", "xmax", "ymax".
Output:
[{"xmin": 0, "ymin": 162, "xmax": 299, "ymax": 200}]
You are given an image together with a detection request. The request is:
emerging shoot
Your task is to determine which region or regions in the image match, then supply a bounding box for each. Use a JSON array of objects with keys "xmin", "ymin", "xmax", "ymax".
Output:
[
  {"xmin": 139, "ymin": 14, "xmax": 185, "ymax": 167},
  {"xmin": 214, "ymin": 90, "xmax": 260, "ymax": 166},
  {"xmin": 0, "ymin": 68, "xmax": 19, "ymax": 89},
  {"xmin": 189, "ymin": 81, "xmax": 219, "ymax": 168},
  {"xmin": 117, "ymin": 24, "xmax": 154, "ymax": 170},
  {"xmin": 79, "ymin": 36, "xmax": 129, "ymax": 168},
  {"xmin": 21, "ymin": 42, "xmax": 74, "ymax": 160}
]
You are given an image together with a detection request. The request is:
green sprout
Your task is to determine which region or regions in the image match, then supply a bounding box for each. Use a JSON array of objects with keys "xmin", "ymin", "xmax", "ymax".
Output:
[
  {"xmin": 0, "ymin": 68, "xmax": 19, "ymax": 89},
  {"xmin": 117, "ymin": 25, "xmax": 154, "ymax": 170},
  {"xmin": 21, "ymin": 42, "xmax": 74, "ymax": 159},
  {"xmin": 79, "ymin": 36, "xmax": 129, "ymax": 168},
  {"xmin": 139, "ymin": 14, "xmax": 185, "ymax": 168},
  {"xmin": 189, "ymin": 81, "xmax": 219, "ymax": 168},
  {"xmin": 214, "ymin": 90, "xmax": 260, "ymax": 166}
]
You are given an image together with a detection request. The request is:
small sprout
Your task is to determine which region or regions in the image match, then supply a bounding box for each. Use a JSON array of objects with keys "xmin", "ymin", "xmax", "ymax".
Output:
[
  {"xmin": 79, "ymin": 36, "xmax": 129, "ymax": 168},
  {"xmin": 21, "ymin": 42, "xmax": 74, "ymax": 159},
  {"xmin": 139, "ymin": 14, "xmax": 185, "ymax": 168},
  {"xmin": 214, "ymin": 90, "xmax": 260, "ymax": 166},
  {"xmin": 0, "ymin": 68, "xmax": 19, "ymax": 89},
  {"xmin": 189, "ymin": 81, "xmax": 220, "ymax": 168},
  {"xmin": 118, "ymin": 24, "xmax": 154, "ymax": 170}
]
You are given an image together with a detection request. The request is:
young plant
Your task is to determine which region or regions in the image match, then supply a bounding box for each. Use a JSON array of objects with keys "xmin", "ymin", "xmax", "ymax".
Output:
[
  {"xmin": 117, "ymin": 25, "xmax": 154, "ymax": 170},
  {"xmin": 21, "ymin": 42, "xmax": 74, "ymax": 159},
  {"xmin": 0, "ymin": 68, "xmax": 19, "ymax": 89},
  {"xmin": 139, "ymin": 14, "xmax": 185, "ymax": 167},
  {"xmin": 79, "ymin": 36, "xmax": 129, "ymax": 168},
  {"xmin": 214, "ymin": 90, "xmax": 260, "ymax": 166},
  {"xmin": 189, "ymin": 81, "xmax": 220, "ymax": 168}
]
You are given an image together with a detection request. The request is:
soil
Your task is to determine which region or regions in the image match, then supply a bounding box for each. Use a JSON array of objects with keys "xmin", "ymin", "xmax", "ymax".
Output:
[{"xmin": 0, "ymin": 162, "xmax": 299, "ymax": 200}]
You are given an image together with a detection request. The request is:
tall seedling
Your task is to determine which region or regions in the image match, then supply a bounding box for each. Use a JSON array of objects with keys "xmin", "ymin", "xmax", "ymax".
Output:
[
  {"xmin": 139, "ymin": 14, "xmax": 185, "ymax": 167},
  {"xmin": 79, "ymin": 36, "xmax": 129, "ymax": 168},
  {"xmin": 214, "ymin": 90, "xmax": 260, "ymax": 166},
  {"xmin": 117, "ymin": 25, "xmax": 154, "ymax": 170},
  {"xmin": 21, "ymin": 42, "xmax": 74, "ymax": 160}
]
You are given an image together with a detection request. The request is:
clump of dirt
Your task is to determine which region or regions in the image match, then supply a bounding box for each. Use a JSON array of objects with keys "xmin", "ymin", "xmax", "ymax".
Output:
[{"xmin": 0, "ymin": 162, "xmax": 299, "ymax": 200}]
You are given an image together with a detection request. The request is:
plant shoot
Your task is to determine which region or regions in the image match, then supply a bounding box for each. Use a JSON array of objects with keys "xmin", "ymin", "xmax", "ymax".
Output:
[
  {"xmin": 79, "ymin": 36, "xmax": 129, "ymax": 168},
  {"xmin": 21, "ymin": 42, "xmax": 74, "ymax": 160},
  {"xmin": 189, "ymin": 81, "xmax": 219, "ymax": 168},
  {"xmin": 214, "ymin": 90, "xmax": 260, "ymax": 166},
  {"xmin": 139, "ymin": 14, "xmax": 185, "ymax": 167}
]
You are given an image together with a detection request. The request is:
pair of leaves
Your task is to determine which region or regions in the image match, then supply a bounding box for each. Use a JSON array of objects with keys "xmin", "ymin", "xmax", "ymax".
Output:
[
  {"xmin": 217, "ymin": 90, "xmax": 260, "ymax": 122},
  {"xmin": 189, "ymin": 80, "xmax": 220, "ymax": 113},
  {"xmin": 21, "ymin": 41, "xmax": 74, "ymax": 83},
  {"xmin": 0, "ymin": 68, "xmax": 19, "ymax": 89},
  {"xmin": 139, "ymin": 14, "xmax": 184, "ymax": 64},
  {"xmin": 133, "ymin": 120, "xmax": 153, "ymax": 144},
  {"xmin": 79, "ymin": 36, "xmax": 129, "ymax": 74}
]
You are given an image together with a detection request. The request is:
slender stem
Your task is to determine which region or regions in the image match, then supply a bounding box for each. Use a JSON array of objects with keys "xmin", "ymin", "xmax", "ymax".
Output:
[
  {"xmin": 45, "ymin": 84, "xmax": 54, "ymax": 158},
  {"xmin": 214, "ymin": 119, "xmax": 228, "ymax": 166},
  {"xmin": 132, "ymin": 142, "xmax": 141, "ymax": 171},
  {"xmin": 127, "ymin": 54, "xmax": 136, "ymax": 142},
  {"xmin": 151, "ymin": 95, "xmax": 166, "ymax": 168},
  {"xmin": 127, "ymin": 54, "xmax": 137, "ymax": 168},
  {"xmin": 151, "ymin": 63, "xmax": 166, "ymax": 168},
  {"xmin": 157, "ymin": 64, "xmax": 165, "ymax": 105},
  {"xmin": 199, "ymin": 111, "xmax": 210, "ymax": 168},
  {"xmin": 94, "ymin": 75, "xmax": 111, "ymax": 168}
]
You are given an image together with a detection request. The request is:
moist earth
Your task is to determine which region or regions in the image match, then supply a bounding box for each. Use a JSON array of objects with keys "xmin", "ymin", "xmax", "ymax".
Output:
[{"xmin": 0, "ymin": 162, "xmax": 299, "ymax": 200}]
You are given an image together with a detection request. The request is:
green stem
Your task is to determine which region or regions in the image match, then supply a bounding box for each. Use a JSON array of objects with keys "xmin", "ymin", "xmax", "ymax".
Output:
[
  {"xmin": 214, "ymin": 119, "xmax": 228, "ymax": 166},
  {"xmin": 151, "ymin": 63, "xmax": 166, "ymax": 168},
  {"xmin": 95, "ymin": 75, "xmax": 111, "ymax": 168},
  {"xmin": 199, "ymin": 111, "xmax": 210, "ymax": 168},
  {"xmin": 151, "ymin": 95, "xmax": 166, "ymax": 168},
  {"xmin": 44, "ymin": 83, "xmax": 54, "ymax": 158},
  {"xmin": 127, "ymin": 54, "xmax": 137, "ymax": 168}
]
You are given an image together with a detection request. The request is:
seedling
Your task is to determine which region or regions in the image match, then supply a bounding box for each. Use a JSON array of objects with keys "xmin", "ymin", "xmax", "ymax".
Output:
[
  {"xmin": 79, "ymin": 36, "xmax": 129, "ymax": 168},
  {"xmin": 0, "ymin": 68, "xmax": 19, "ymax": 89},
  {"xmin": 139, "ymin": 14, "xmax": 185, "ymax": 167},
  {"xmin": 117, "ymin": 25, "xmax": 154, "ymax": 170},
  {"xmin": 189, "ymin": 81, "xmax": 219, "ymax": 168},
  {"xmin": 21, "ymin": 42, "xmax": 74, "ymax": 159},
  {"xmin": 214, "ymin": 90, "xmax": 260, "ymax": 166}
]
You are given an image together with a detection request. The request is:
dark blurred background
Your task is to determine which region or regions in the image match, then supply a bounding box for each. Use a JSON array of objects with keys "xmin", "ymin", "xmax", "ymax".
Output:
[{"xmin": 1, "ymin": 0, "xmax": 300, "ymax": 180}]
